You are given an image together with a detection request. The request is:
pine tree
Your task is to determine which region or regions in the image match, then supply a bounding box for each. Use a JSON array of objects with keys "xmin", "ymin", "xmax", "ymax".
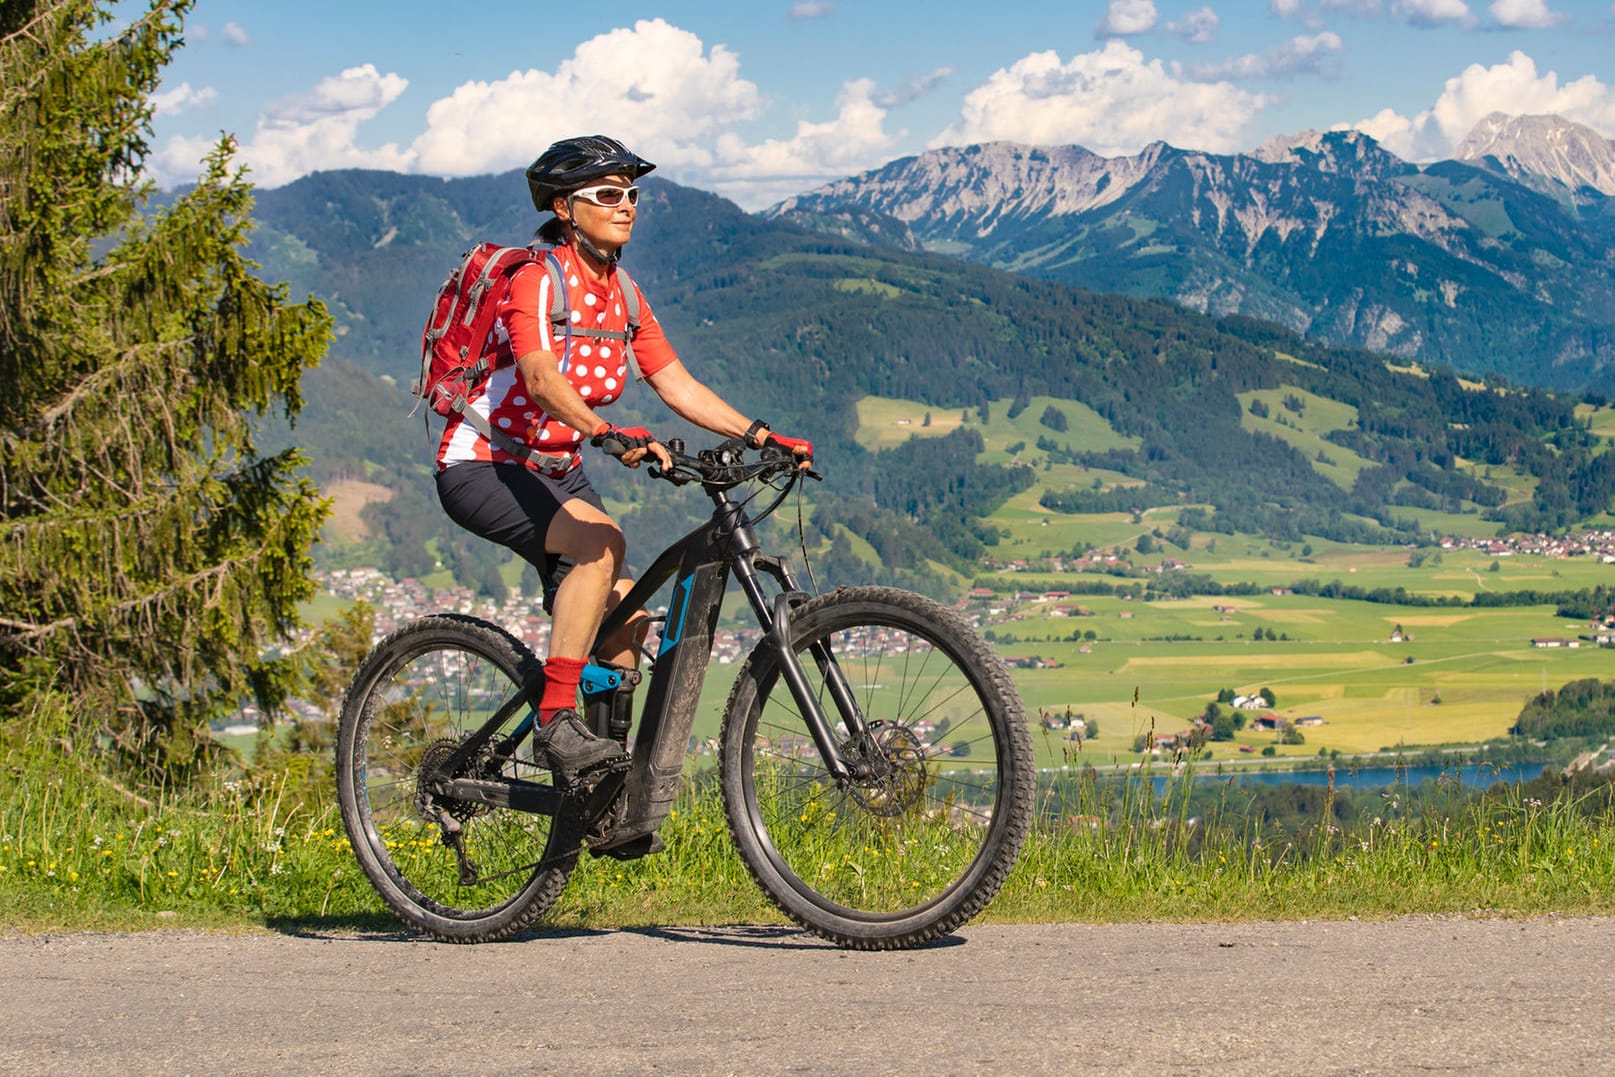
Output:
[{"xmin": 0, "ymin": 1, "xmax": 332, "ymax": 782}]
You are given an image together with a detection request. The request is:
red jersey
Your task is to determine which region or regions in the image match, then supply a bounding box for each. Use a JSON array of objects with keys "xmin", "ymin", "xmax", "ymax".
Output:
[{"xmin": 435, "ymin": 244, "xmax": 677, "ymax": 472}]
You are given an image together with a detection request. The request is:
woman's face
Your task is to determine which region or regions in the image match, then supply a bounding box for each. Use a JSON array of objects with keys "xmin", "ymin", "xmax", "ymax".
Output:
[{"xmin": 554, "ymin": 173, "xmax": 636, "ymax": 252}]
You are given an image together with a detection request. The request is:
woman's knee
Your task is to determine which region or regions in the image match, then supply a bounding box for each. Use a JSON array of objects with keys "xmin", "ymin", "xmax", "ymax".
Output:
[{"xmin": 548, "ymin": 505, "xmax": 626, "ymax": 569}]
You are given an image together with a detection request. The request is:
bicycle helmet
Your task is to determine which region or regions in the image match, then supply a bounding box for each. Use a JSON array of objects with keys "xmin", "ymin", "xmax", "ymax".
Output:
[{"xmin": 525, "ymin": 135, "xmax": 656, "ymax": 214}]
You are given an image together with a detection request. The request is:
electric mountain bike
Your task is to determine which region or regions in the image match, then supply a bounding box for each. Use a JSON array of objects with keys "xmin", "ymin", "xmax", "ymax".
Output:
[{"xmin": 335, "ymin": 438, "xmax": 1034, "ymax": 950}]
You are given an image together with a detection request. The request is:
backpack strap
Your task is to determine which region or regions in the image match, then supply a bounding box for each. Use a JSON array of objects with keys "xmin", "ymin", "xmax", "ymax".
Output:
[
  {"xmin": 617, "ymin": 266, "xmax": 644, "ymax": 383},
  {"xmin": 449, "ymin": 397, "xmax": 578, "ymax": 474},
  {"xmin": 543, "ymin": 252, "xmax": 644, "ymax": 382}
]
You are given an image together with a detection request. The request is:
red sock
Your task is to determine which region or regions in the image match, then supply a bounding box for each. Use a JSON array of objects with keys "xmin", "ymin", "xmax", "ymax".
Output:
[{"xmin": 539, "ymin": 656, "xmax": 586, "ymax": 724}]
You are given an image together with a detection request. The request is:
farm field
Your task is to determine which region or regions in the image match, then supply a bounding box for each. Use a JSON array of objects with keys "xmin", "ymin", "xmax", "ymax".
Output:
[
  {"xmin": 849, "ymin": 393, "xmax": 1615, "ymax": 769},
  {"xmin": 986, "ymin": 590, "xmax": 1611, "ymax": 768},
  {"xmin": 659, "ymin": 582, "xmax": 1615, "ymax": 775},
  {"xmin": 290, "ymin": 394, "xmax": 1615, "ymax": 776}
]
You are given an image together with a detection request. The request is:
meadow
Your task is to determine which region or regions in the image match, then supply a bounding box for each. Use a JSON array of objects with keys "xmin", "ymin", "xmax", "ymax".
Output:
[
  {"xmin": 852, "ymin": 392, "xmax": 1615, "ymax": 768},
  {"xmin": 12, "ymin": 390, "xmax": 1611, "ymax": 936},
  {"xmin": 7, "ymin": 723, "xmax": 1614, "ymax": 935}
]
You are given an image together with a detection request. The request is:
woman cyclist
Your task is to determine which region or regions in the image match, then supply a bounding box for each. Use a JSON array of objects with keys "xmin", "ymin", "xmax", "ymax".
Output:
[{"xmin": 434, "ymin": 135, "xmax": 811, "ymax": 788}]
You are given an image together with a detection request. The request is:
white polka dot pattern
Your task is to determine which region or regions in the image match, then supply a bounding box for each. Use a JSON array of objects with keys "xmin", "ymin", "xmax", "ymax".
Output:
[{"xmin": 437, "ymin": 248, "xmax": 676, "ymax": 471}]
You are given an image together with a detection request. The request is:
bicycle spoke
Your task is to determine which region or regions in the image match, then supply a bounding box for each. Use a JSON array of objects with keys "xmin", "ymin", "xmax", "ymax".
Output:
[
  {"xmin": 725, "ymin": 588, "xmax": 1031, "ymax": 947},
  {"xmin": 338, "ymin": 617, "xmax": 581, "ymax": 941}
]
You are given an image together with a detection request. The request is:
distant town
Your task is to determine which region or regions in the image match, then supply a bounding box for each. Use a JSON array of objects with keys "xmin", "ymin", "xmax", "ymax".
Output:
[{"xmin": 225, "ymin": 530, "xmax": 1615, "ymax": 735}]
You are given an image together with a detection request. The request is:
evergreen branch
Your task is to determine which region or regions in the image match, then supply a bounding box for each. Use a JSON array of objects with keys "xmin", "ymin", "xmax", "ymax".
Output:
[{"xmin": 36, "ymin": 337, "xmax": 192, "ymax": 429}]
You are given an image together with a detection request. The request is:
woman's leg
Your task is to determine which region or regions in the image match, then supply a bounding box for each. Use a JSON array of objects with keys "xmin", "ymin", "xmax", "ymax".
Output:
[
  {"xmin": 539, "ymin": 498, "xmax": 626, "ymax": 719},
  {"xmin": 434, "ymin": 463, "xmax": 627, "ymax": 777},
  {"xmin": 595, "ymin": 578, "xmax": 649, "ymax": 670}
]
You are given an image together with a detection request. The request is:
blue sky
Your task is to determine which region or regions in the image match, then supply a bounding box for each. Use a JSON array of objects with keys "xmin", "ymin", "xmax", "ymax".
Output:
[{"xmin": 129, "ymin": 0, "xmax": 1615, "ymax": 209}]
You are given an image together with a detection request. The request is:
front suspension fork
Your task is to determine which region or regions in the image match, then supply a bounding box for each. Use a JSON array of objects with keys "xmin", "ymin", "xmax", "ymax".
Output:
[{"xmin": 746, "ymin": 559, "xmax": 876, "ymax": 783}]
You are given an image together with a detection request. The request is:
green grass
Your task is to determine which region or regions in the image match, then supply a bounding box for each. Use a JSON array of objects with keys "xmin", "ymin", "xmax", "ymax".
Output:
[
  {"xmin": 1238, "ymin": 386, "xmax": 1371, "ymax": 488},
  {"xmin": 6, "ymin": 731, "xmax": 1613, "ymax": 935},
  {"xmin": 17, "ymin": 387, "xmax": 1603, "ymax": 935},
  {"xmin": 853, "ymin": 394, "xmax": 1138, "ymax": 458},
  {"xmin": 982, "ymin": 587, "xmax": 1610, "ymax": 765}
]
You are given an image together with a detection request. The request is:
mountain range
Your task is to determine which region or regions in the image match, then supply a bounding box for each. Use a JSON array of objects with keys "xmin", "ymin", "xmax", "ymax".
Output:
[
  {"xmin": 241, "ymin": 158, "xmax": 1615, "ymax": 597},
  {"xmin": 769, "ymin": 113, "xmax": 1615, "ymax": 393}
]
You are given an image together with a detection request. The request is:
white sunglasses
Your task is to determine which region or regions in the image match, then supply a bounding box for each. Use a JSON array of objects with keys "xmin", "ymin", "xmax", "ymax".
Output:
[{"xmin": 571, "ymin": 184, "xmax": 640, "ymax": 208}]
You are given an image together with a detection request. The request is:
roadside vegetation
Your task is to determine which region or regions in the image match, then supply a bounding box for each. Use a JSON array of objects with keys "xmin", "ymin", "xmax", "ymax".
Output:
[{"xmin": 6, "ymin": 709, "xmax": 1614, "ymax": 934}]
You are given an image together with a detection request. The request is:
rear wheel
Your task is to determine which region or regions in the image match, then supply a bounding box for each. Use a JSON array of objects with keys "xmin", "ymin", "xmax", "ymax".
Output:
[
  {"xmin": 336, "ymin": 615, "xmax": 581, "ymax": 942},
  {"xmin": 719, "ymin": 587, "xmax": 1033, "ymax": 950}
]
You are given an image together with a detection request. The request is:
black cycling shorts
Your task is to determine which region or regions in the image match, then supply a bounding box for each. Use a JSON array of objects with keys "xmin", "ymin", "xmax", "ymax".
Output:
[{"xmin": 434, "ymin": 461, "xmax": 606, "ymax": 613}]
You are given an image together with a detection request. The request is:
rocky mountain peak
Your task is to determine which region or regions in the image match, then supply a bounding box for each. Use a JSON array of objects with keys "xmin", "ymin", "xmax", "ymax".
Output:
[
  {"xmin": 1454, "ymin": 112, "xmax": 1615, "ymax": 198},
  {"xmin": 1249, "ymin": 128, "xmax": 1399, "ymax": 175},
  {"xmin": 772, "ymin": 141, "xmax": 1174, "ymax": 230}
]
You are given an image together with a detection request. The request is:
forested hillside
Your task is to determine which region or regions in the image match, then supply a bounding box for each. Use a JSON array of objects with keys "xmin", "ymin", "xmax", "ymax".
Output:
[{"xmin": 246, "ymin": 171, "xmax": 1614, "ymax": 600}]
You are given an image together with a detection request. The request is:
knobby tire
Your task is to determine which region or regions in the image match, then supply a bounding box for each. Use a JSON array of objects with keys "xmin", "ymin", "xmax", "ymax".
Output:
[
  {"xmin": 719, "ymin": 586, "xmax": 1033, "ymax": 950},
  {"xmin": 335, "ymin": 615, "xmax": 582, "ymax": 942}
]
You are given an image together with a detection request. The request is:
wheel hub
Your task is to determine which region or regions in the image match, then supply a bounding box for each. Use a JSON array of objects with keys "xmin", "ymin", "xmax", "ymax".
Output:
[{"xmin": 845, "ymin": 721, "xmax": 930, "ymax": 817}]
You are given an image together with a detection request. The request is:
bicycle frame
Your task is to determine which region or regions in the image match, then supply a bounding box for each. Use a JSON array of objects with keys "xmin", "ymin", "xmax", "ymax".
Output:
[{"xmin": 424, "ymin": 458, "xmax": 874, "ymax": 848}]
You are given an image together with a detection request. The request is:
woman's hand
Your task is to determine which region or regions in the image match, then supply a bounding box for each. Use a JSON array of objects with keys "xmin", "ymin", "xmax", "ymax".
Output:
[
  {"xmin": 591, "ymin": 422, "xmax": 672, "ymax": 469},
  {"xmin": 763, "ymin": 431, "xmax": 813, "ymax": 469}
]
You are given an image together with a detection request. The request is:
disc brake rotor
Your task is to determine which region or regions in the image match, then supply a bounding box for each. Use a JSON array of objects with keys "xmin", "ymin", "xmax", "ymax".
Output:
[{"xmin": 845, "ymin": 721, "xmax": 930, "ymax": 817}]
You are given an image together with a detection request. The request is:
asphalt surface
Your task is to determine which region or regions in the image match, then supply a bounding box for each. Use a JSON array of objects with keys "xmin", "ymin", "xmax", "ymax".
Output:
[{"xmin": 3, "ymin": 916, "xmax": 1613, "ymax": 1074}]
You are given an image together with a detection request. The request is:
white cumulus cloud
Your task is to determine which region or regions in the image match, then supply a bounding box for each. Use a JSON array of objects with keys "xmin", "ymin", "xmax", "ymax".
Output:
[
  {"xmin": 150, "ymin": 82, "xmax": 216, "ymax": 117},
  {"xmin": 222, "ymin": 21, "xmax": 249, "ymax": 46},
  {"xmin": 1187, "ymin": 31, "xmax": 1343, "ymax": 79},
  {"xmin": 1096, "ymin": 0, "xmax": 1159, "ymax": 36},
  {"xmin": 1392, "ymin": 0, "xmax": 1476, "ymax": 26},
  {"xmin": 933, "ymin": 40, "xmax": 1268, "ymax": 155},
  {"xmin": 146, "ymin": 18, "xmax": 909, "ymax": 206},
  {"xmin": 708, "ymin": 77, "xmax": 900, "ymax": 205},
  {"xmin": 409, "ymin": 19, "xmax": 765, "ymax": 178},
  {"xmin": 1349, "ymin": 50, "xmax": 1615, "ymax": 159},
  {"xmin": 1488, "ymin": 0, "xmax": 1567, "ymax": 27},
  {"xmin": 1166, "ymin": 7, "xmax": 1220, "ymax": 42},
  {"xmin": 150, "ymin": 64, "xmax": 412, "ymax": 187}
]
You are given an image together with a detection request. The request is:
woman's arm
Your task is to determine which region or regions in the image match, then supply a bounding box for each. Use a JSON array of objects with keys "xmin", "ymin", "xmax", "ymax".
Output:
[
  {"xmin": 514, "ymin": 348, "xmax": 605, "ymax": 437},
  {"xmin": 644, "ymin": 359, "xmax": 756, "ymax": 441},
  {"xmin": 646, "ymin": 359, "xmax": 812, "ymax": 465}
]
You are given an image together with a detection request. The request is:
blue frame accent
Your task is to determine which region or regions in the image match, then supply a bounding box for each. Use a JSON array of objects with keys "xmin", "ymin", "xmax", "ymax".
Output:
[
  {"xmin": 580, "ymin": 662, "xmax": 622, "ymax": 695},
  {"xmin": 659, "ymin": 574, "xmax": 695, "ymax": 653}
]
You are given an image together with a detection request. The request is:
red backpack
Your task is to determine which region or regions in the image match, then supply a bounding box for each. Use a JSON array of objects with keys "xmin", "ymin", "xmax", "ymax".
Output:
[{"xmin": 414, "ymin": 243, "xmax": 642, "ymax": 466}]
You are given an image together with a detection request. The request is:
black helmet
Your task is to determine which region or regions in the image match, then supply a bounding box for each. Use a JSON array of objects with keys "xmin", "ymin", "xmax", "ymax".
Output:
[{"xmin": 525, "ymin": 135, "xmax": 656, "ymax": 214}]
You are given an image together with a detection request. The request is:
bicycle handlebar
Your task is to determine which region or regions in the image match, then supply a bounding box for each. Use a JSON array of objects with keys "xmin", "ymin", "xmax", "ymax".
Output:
[{"xmin": 647, "ymin": 437, "xmax": 820, "ymax": 489}]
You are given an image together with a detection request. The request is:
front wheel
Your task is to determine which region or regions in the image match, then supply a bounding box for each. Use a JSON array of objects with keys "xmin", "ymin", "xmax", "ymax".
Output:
[
  {"xmin": 335, "ymin": 615, "xmax": 581, "ymax": 942},
  {"xmin": 720, "ymin": 586, "xmax": 1033, "ymax": 950}
]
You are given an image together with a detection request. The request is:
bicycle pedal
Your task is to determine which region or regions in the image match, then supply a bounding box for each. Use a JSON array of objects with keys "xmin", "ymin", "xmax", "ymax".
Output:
[{"xmin": 551, "ymin": 750, "xmax": 629, "ymax": 793}]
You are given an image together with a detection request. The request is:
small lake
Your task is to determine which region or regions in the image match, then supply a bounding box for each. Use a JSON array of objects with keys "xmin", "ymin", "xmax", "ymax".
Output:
[{"xmin": 1158, "ymin": 761, "xmax": 1554, "ymax": 792}]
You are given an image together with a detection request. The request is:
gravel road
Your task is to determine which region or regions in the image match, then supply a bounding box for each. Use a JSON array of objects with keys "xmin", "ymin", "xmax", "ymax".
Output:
[{"xmin": 4, "ymin": 916, "xmax": 1612, "ymax": 1074}]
